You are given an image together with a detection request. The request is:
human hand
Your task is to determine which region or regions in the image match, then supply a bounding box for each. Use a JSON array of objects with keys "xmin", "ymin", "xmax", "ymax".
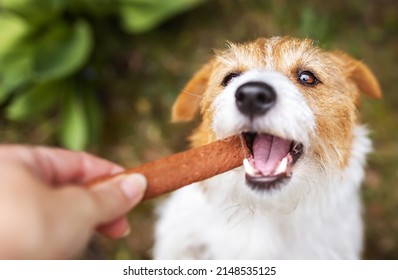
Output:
[{"xmin": 0, "ymin": 145, "xmax": 147, "ymax": 259}]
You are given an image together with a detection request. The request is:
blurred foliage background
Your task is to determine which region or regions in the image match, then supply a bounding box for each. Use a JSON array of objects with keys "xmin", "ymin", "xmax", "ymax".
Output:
[{"xmin": 0, "ymin": 0, "xmax": 397, "ymax": 259}]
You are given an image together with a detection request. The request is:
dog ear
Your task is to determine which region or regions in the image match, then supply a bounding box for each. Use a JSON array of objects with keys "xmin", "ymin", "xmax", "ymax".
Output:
[
  {"xmin": 172, "ymin": 60, "xmax": 214, "ymax": 122},
  {"xmin": 334, "ymin": 52, "xmax": 382, "ymax": 99}
]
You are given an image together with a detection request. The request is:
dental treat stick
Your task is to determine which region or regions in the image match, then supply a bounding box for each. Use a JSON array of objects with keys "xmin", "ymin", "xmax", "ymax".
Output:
[{"xmin": 86, "ymin": 136, "xmax": 245, "ymax": 200}]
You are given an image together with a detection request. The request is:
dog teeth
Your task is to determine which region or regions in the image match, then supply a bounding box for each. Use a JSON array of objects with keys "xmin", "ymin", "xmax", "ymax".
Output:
[
  {"xmin": 274, "ymin": 156, "xmax": 288, "ymax": 175},
  {"xmin": 243, "ymin": 158, "xmax": 259, "ymax": 176}
]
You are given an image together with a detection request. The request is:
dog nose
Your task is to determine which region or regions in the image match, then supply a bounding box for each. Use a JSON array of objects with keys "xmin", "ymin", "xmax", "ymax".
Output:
[{"xmin": 235, "ymin": 82, "xmax": 276, "ymax": 117}]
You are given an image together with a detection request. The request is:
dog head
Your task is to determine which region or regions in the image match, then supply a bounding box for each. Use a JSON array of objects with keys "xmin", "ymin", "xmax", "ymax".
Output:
[{"xmin": 172, "ymin": 37, "xmax": 381, "ymax": 192}]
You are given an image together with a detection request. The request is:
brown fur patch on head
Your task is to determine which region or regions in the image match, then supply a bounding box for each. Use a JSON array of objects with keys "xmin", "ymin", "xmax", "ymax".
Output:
[
  {"xmin": 332, "ymin": 51, "xmax": 382, "ymax": 100},
  {"xmin": 172, "ymin": 61, "xmax": 215, "ymax": 122},
  {"xmin": 265, "ymin": 38, "xmax": 381, "ymax": 168},
  {"xmin": 263, "ymin": 38, "xmax": 358, "ymax": 168},
  {"xmin": 268, "ymin": 38, "xmax": 381, "ymax": 169}
]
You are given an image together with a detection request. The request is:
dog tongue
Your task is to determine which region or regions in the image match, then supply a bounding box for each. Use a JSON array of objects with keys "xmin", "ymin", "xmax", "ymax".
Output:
[{"xmin": 253, "ymin": 134, "xmax": 291, "ymax": 175}]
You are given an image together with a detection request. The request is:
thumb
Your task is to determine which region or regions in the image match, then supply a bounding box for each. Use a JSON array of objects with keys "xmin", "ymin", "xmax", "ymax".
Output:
[{"xmin": 89, "ymin": 173, "xmax": 147, "ymax": 225}]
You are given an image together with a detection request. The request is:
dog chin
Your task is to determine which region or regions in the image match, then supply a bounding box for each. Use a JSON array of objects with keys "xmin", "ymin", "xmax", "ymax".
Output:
[{"xmin": 245, "ymin": 174, "xmax": 291, "ymax": 192}]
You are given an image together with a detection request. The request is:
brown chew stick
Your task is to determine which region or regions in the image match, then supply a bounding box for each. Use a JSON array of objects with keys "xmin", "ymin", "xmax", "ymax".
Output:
[{"xmin": 86, "ymin": 136, "xmax": 245, "ymax": 200}]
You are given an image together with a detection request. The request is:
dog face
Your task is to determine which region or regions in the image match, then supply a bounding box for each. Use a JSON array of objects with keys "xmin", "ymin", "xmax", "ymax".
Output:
[{"xmin": 173, "ymin": 37, "xmax": 381, "ymax": 192}]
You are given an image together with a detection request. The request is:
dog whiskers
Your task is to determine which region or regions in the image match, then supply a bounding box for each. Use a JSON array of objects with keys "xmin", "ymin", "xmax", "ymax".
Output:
[
  {"xmin": 313, "ymin": 113, "xmax": 350, "ymax": 118},
  {"xmin": 180, "ymin": 90, "xmax": 203, "ymax": 99},
  {"xmin": 223, "ymin": 202, "xmax": 257, "ymax": 226}
]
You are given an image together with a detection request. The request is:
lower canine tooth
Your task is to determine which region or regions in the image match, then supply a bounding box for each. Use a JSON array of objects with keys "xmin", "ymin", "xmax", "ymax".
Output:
[
  {"xmin": 274, "ymin": 157, "xmax": 288, "ymax": 175},
  {"xmin": 243, "ymin": 159, "xmax": 258, "ymax": 176}
]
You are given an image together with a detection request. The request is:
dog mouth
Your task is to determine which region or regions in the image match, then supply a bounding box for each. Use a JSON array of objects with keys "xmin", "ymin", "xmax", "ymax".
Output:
[{"xmin": 240, "ymin": 132, "xmax": 304, "ymax": 190}]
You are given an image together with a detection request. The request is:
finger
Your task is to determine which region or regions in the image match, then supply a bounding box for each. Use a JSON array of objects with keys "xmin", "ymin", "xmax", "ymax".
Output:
[
  {"xmin": 89, "ymin": 173, "xmax": 147, "ymax": 225},
  {"xmin": 96, "ymin": 217, "xmax": 130, "ymax": 239},
  {"xmin": 42, "ymin": 174, "xmax": 146, "ymax": 257},
  {"xmin": 27, "ymin": 147, "xmax": 124, "ymax": 185}
]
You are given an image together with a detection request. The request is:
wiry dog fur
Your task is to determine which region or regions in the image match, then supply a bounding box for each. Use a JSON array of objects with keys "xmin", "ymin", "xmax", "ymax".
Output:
[{"xmin": 153, "ymin": 37, "xmax": 381, "ymax": 259}]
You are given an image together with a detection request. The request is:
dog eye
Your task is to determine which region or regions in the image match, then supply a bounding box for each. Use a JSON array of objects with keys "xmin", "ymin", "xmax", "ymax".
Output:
[
  {"xmin": 222, "ymin": 72, "xmax": 241, "ymax": 87},
  {"xmin": 298, "ymin": 71, "xmax": 319, "ymax": 86}
]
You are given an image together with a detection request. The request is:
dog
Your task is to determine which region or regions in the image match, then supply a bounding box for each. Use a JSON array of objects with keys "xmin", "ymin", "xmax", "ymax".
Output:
[{"xmin": 153, "ymin": 37, "xmax": 381, "ymax": 259}]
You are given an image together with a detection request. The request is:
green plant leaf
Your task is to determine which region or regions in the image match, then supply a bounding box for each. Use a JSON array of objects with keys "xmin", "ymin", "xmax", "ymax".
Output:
[
  {"xmin": 119, "ymin": 0, "xmax": 206, "ymax": 33},
  {"xmin": 1, "ymin": 0, "xmax": 66, "ymax": 11},
  {"xmin": 59, "ymin": 89, "xmax": 89, "ymax": 150},
  {"xmin": 34, "ymin": 20, "xmax": 93, "ymax": 82},
  {"xmin": 6, "ymin": 82, "xmax": 59, "ymax": 121},
  {"xmin": 0, "ymin": 13, "xmax": 31, "ymax": 58},
  {"xmin": 0, "ymin": 44, "xmax": 34, "ymax": 98},
  {"xmin": 0, "ymin": 14, "xmax": 33, "ymax": 99},
  {"xmin": 1, "ymin": 0, "xmax": 68, "ymax": 23}
]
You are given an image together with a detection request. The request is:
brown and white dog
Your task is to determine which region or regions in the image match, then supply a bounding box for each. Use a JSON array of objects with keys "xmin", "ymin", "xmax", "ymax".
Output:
[{"xmin": 153, "ymin": 37, "xmax": 381, "ymax": 259}]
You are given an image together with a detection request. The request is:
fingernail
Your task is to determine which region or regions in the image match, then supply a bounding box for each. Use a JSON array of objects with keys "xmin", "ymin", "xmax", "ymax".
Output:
[
  {"xmin": 122, "ymin": 227, "xmax": 131, "ymax": 237},
  {"xmin": 120, "ymin": 174, "xmax": 147, "ymax": 201},
  {"xmin": 111, "ymin": 165, "xmax": 125, "ymax": 175}
]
